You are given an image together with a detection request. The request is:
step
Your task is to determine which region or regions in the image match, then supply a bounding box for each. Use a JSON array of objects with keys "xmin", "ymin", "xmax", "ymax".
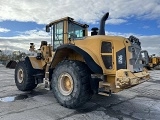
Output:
[{"xmin": 99, "ymin": 82, "xmax": 111, "ymax": 87}]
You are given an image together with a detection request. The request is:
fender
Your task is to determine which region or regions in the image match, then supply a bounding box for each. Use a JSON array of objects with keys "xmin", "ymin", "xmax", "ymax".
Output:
[
  {"xmin": 51, "ymin": 44, "xmax": 103, "ymax": 74},
  {"xmin": 28, "ymin": 56, "xmax": 46, "ymax": 70}
]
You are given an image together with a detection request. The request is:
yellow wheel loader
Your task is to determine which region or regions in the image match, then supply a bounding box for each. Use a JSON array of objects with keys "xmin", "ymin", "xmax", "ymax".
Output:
[
  {"xmin": 14, "ymin": 12, "xmax": 150, "ymax": 108},
  {"xmin": 145, "ymin": 56, "xmax": 160, "ymax": 70}
]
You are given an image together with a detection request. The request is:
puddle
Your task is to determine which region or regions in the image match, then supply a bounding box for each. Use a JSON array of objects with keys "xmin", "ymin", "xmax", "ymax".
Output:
[
  {"xmin": 0, "ymin": 89, "xmax": 49, "ymax": 102},
  {"xmin": 0, "ymin": 94, "xmax": 28, "ymax": 102}
]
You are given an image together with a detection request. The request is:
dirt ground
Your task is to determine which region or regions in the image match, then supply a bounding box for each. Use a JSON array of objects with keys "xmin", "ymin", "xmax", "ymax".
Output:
[{"xmin": 0, "ymin": 65, "xmax": 160, "ymax": 120}]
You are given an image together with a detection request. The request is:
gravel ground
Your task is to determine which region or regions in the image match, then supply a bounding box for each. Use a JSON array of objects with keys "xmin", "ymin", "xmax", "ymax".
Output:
[{"xmin": 0, "ymin": 65, "xmax": 160, "ymax": 120}]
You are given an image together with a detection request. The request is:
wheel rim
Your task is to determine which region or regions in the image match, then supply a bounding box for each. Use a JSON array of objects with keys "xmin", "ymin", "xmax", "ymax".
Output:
[
  {"xmin": 17, "ymin": 68, "xmax": 24, "ymax": 83},
  {"xmin": 58, "ymin": 72, "xmax": 73, "ymax": 96}
]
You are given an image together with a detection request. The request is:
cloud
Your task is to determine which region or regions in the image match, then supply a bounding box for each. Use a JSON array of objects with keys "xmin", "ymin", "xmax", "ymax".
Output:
[
  {"xmin": 106, "ymin": 19, "xmax": 127, "ymax": 25},
  {"xmin": 0, "ymin": 27, "xmax": 10, "ymax": 33},
  {"xmin": 0, "ymin": 29, "xmax": 50, "ymax": 53},
  {"xmin": 0, "ymin": 28, "xmax": 159, "ymax": 56},
  {"xmin": 138, "ymin": 35, "xmax": 160, "ymax": 55},
  {"xmin": 142, "ymin": 26, "xmax": 150, "ymax": 29},
  {"xmin": 0, "ymin": 0, "xmax": 159, "ymax": 25},
  {"xmin": 16, "ymin": 29, "xmax": 50, "ymax": 39},
  {"xmin": 0, "ymin": 0, "xmax": 159, "ymax": 57}
]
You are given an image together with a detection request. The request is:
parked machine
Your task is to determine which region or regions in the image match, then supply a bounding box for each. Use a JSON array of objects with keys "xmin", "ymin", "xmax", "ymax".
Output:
[
  {"xmin": 145, "ymin": 55, "xmax": 160, "ymax": 70},
  {"xmin": 14, "ymin": 12, "xmax": 150, "ymax": 108}
]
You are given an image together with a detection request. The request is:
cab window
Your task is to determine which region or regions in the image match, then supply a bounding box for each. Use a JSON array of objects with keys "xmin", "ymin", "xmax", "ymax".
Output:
[
  {"xmin": 53, "ymin": 21, "xmax": 64, "ymax": 50},
  {"xmin": 68, "ymin": 22, "xmax": 85, "ymax": 39}
]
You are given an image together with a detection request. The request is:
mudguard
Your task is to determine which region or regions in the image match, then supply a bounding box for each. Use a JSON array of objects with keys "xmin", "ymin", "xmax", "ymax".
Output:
[{"xmin": 51, "ymin": 44, "xmax": 103, "ymax": 74}]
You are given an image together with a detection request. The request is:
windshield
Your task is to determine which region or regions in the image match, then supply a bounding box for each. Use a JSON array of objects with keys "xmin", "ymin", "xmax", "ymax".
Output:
[{"xmin": 68, "ymin": 21, "xmax": 85, "ymax": 39}]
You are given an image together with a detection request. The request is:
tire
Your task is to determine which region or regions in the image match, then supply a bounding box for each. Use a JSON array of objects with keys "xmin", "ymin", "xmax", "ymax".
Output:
[
  {"xmin": 15, "ymin": 58, "xmax": 37, "ymax": 91},
  {"xmin": 51, "ymin": 60, "xmax": 93, "ymax": 108}
]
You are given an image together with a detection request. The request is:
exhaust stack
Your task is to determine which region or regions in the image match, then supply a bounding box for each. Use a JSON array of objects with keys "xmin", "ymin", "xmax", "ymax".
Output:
[{"xmin": 98, "ymin": 12, "xmax": 109, "ymax": 35}]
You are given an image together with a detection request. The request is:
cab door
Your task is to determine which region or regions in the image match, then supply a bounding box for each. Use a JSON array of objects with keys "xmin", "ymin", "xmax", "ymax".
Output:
[{"xmin": 53, "ymin": 21, "xmax": 64, "ymax": 50}]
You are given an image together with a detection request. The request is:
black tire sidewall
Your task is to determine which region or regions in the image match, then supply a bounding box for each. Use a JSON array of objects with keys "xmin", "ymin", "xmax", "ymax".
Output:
[
  {"xmin": 15, "ymin": 62, "xmax": 28, "ymax": 91},
  {"xmin": 15, "ymin": 59, "xmax": 37, "ymax": 91},
  {"xmin": 52, "ymin": 62, "xmax": 81, "ymax": 105}
]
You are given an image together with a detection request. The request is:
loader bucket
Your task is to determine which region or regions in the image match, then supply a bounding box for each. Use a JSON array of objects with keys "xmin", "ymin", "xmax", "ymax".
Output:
[{"xmin": 6, "ymin": 60, "xmax": 17, "ymax": 69}]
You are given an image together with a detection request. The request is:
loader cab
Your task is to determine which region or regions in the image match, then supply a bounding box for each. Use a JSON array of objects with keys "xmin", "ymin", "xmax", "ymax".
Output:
[{"xmin": 46, "ymin": 17, "xmax": 89, "ymax": 51}]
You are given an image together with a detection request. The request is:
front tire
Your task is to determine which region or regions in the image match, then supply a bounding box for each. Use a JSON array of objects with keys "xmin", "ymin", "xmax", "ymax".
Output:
[
  {"xmin": 51, "ymin": 60, "xmax": 93, "ymax": 108},
  {"xmin": 15, "ymin": 58, "xmax": 37, "ymax": 91}
]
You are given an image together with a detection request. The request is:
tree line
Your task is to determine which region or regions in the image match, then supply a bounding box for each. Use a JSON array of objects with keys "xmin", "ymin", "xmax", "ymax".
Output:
[{"xmin": 0, "ymin": 50, "xmax": 26, "ymax": 64}]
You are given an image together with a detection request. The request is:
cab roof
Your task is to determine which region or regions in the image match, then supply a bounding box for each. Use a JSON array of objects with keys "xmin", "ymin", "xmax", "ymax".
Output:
[{"xmin": 47, "ymin": 16, "xmax": 89, "ymax": 28}]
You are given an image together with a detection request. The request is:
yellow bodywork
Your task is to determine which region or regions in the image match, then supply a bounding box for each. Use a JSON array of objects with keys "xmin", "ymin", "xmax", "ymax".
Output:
[
  {"xmin": 115, "ymin": 69, "xmax": 149, "ymax": 89},
  {"xmin": 152, "ymin": 57, "xmax": 160, "ymax": 64},
  {"xmin": 148, "ymin": 57, "xmax": 160, "ymax": 68},
  {"xmin": 28, "ymin": 16, "xmax": 150, "ymax": 93},
  {"xmin": 73, "ymin": 35, "xmax": 130, "ymax": 74}
]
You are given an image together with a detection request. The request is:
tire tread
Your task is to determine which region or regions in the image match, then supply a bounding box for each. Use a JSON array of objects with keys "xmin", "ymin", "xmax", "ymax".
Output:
[{"xmin": 52, "ymin": 60, "xmax": 93, "ymax": 108}]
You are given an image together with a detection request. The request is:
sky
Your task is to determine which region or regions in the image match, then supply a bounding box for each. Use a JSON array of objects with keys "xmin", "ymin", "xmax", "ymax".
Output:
[{"xmin": 0, "ymin": 0, "xmax": 160, "ymax": 55}]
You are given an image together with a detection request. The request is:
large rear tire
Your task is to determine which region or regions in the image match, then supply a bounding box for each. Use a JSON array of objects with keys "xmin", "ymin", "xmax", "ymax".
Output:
[
  {"xmin": 15, "ymin": 58, "xmax": 37, "ymax": 91},
  {"xmin": 51, "ymin": 60, "xmax": 93, "ymax": 108}
]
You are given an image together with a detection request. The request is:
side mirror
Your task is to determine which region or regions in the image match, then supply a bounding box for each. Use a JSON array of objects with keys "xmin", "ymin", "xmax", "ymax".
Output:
[{"xmin": 46, "ymin": 25, "xmax": 50, "ymax": 32}]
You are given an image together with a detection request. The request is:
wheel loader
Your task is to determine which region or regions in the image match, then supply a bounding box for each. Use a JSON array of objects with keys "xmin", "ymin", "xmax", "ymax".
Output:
[
  {"xmin": 15, "ymin": 12, "xmax": 150, "ymax": 108},
  {"xmin": 145, "ymin": 55, "xmax": 160, "ymax": 70}
]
